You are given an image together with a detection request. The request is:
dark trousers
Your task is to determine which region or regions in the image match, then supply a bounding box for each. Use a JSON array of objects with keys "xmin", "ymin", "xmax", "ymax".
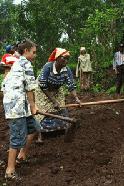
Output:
[{"xmin": 116, "ymin": 65, "xmax": 124, "ymax": 94}]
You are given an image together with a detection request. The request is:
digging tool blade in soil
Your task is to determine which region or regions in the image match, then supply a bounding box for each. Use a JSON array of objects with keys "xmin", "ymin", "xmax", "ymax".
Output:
[
  {"xmin": 64, "ymin": 122, "xmax": 76, "ymax": 142},
  {"xmin": 64, "ymin": 119, "xmax": 80, "ymax": 143},
  {"xmin": 36, "ymin": 111, "xmax": 78, "ymax": 142}
]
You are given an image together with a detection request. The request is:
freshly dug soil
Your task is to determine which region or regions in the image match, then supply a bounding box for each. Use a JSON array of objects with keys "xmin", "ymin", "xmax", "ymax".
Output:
[{"xmin": 0, "ymin": 91, "xmax": 124, "ymax": 186}]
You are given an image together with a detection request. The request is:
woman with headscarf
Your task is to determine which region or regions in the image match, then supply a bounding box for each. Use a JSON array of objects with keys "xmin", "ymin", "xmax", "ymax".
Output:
[
  {"xmin": 35, "ymin": 48, "xmax": 81, "ymax": 141},
  {"xmin": 76, "ymin": 47, "xmax": 92, "ymax": 91}
]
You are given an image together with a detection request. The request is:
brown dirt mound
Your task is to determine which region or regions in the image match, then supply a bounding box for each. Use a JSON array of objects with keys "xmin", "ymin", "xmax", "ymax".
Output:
[{"xmin": 0, "ymin": 92, "xmax": 124, "ymax": 186}]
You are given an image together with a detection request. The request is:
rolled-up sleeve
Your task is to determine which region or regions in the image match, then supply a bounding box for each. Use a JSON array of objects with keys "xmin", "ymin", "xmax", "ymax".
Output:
[
  {"xmin": 66, "ymin": 67, "xmax": 76, "ymax": 92},
  {"xmin": 24, "ymin": 63, "xmax": 37, "ymax": 91},
  {"xmin": 38, "ymin": 63, "xmax": 50, "ymax": 90}
]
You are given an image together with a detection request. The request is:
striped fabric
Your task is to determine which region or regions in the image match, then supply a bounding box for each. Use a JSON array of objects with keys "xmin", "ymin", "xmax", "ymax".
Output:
[{"xmin": 38, "ymin": 62, "xmax": 76, "ymax": 92}]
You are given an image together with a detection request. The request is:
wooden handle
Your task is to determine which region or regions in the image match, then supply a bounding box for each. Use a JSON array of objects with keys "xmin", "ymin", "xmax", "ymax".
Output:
[
  {"xmin": 64, "ymin": 98, "xmax": 124, "ymax": 108},
  {"xmin": 36, "ymin": 111, "xmax": 76, "ymax": 123}
]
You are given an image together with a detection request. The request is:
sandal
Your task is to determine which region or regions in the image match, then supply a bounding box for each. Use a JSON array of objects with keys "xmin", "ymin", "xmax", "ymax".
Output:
[
  {"xmin": 16, "ymin": 157, "xmax": 30, "ymax": 166},
  {"xmin": 5, "ymin": 172, "xmax": 21, "ymax": 181}
]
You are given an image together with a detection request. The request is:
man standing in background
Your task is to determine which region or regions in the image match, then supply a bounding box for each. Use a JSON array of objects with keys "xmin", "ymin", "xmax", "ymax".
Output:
[{"xmin": 113, "ymin": 43, "xmax": 124, "ymax": 95}]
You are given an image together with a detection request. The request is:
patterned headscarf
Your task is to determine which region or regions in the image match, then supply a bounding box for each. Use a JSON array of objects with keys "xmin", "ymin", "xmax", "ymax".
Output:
[{"xmin": 48, "ymin": 48, "xmax": 70, "ymax": 62}]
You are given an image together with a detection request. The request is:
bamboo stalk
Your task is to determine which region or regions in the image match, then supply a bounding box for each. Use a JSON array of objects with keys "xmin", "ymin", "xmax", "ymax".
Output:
[
  {"xmin": 64, "ymin": 98, "xmax": 124, "ymax": 108},
  {"xmin": 36, "ymin": 111, "xmax": 76, "ymax": 123}
]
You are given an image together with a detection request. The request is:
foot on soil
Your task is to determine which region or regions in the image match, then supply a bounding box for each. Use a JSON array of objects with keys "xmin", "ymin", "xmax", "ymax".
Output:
[{"xmin": 5, "ymin": 172, "xmax": 21, "ymax": 181}]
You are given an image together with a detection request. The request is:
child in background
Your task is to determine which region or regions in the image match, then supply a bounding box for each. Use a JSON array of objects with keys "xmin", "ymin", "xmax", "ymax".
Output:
[
  {"xmin": 0, "ymin": 45, "xmax": 18, "ymax": 78},
  {"xmin": 1, "ymin": 39, "xmax": 39, "ymax": 180},
  {"xmin": 1, "ymin": 45, "xmax": 15, "ymax": 65}
]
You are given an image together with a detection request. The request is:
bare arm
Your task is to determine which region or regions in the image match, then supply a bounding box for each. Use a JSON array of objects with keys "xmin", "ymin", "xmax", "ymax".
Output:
[
  {"xmin": 70, "ymin": 90, "xmax": 81, "ymax": 105},
  {"xmin": 27, "ymin": 91, "xmax": 38, "ymax": 115}
]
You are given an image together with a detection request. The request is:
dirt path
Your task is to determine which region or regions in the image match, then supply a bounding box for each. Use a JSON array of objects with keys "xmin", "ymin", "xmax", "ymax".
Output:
[{"xmin": 0, "ymin": 92, "xmax": 124, "ymax": 186}]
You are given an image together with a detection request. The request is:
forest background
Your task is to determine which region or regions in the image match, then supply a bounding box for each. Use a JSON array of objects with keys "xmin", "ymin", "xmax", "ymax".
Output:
[{"xmin": 0, "ymin": 0, "xmax": 124, "ymax": 93}]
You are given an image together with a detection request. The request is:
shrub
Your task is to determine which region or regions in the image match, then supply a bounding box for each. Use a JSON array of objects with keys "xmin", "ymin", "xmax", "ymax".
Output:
[
  {"xmin": 0, "ymin": 74, "xmax": 3, "ymax": 88},
  {"xmin": 106, "ymin": 86, "xmax": 116, "ymax": 94}
]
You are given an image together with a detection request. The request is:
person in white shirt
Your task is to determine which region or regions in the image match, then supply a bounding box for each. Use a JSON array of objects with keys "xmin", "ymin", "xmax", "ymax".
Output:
[
  {"xmin": 113, "ymin": 43, "xmax": 124, "ymax": 94},
  {"xmin": 2, "ymin": 39, "xmax": 39, "ymax": 180}
]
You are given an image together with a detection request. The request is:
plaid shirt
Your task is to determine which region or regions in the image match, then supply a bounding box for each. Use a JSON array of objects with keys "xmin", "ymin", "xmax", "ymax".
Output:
[{"xmin": 1, "ymin": 56, "xmax": 37, "ymax": 119}]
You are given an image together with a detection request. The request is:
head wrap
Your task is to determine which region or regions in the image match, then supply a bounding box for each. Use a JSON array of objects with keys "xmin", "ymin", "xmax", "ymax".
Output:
[
  {"xmin": 80, "ymin": 47, "xmax": 86, "ymax": 51},
  {"xmin": 1, "ymin": 54, "xmax": 17, "ymax": 65},
  {"xmin": 5, "ymin": 45, "xmax": 14, "ymax": 53},
  {"xmin": 48, "ymin": 48, "xmax": 70, "ymax": 62}
]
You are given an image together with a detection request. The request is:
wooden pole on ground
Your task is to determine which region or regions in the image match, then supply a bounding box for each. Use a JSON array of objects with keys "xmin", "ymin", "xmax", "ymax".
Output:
[
  {"xmin": 64, "ymin": 98, "xmax": 124, "ymax": 108},
  {"xmin": 36, "ymin": 111, "xmax": 76, "ymax": 123}
]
